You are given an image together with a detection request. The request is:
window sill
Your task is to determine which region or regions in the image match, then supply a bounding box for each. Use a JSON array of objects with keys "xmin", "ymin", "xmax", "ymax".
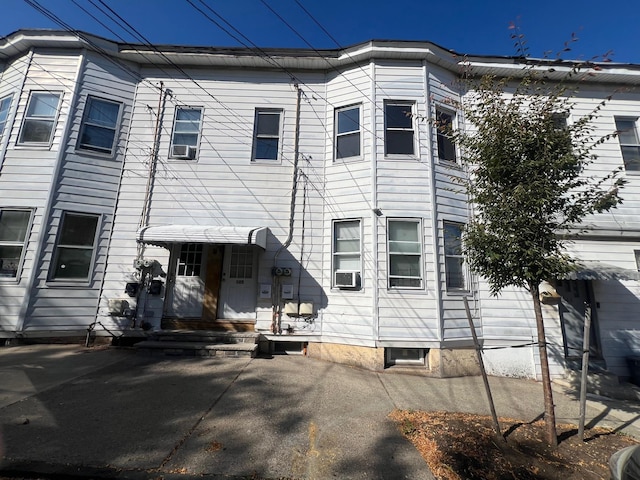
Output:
[
  {"xmin": 0, "ymin": 277, "xmax": 21, "ymax": 284},
  {"xmin": 445, "ymin": 290, "xmax": 472, "ymax": 297},
  {"xmin": 251, "ymin": 159, "xmax": 282, "ymax": 165},
  {"xmin": 15, "ymin": 143, "xmax": 54, "ymax": 150},
  {"xmin": 333, "ymin": 156, "xmax": 365, "ymax": 163},
  {"xmin": 46, "ymin": 280, "xmax": 93, "ymax": 288},
  {"xmin": 76, "ymin": 147, "xmax": 117, "ymax": 159},
  {"xmin": 384, "ymin": 154, "xmax": 418, "ymax": 160},
  {"xmin": 439, "ymin": 159, "xmax": 462, "ymax": 169}
]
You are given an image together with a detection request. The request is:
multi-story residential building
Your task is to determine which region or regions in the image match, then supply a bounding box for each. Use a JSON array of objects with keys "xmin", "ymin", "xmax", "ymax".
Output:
[{"xmin": 1, "ymin": 29, "xmax": 638, "ymax": 380}]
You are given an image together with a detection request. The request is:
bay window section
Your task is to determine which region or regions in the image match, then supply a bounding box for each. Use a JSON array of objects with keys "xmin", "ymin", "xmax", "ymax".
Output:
[
  {"xmin": 615, "ymin": 117, "xmax": 640, "ymax": 171},
  {"xmin": 0, "ymin": 94, "xmax": 13, "ymax": 143},
  {"xmin": 444, "ymin": 222, "xmax": 466, "ymax": 291},
  {"xmin": 51, "ymin": 212, "xmax": 99, "ymax": 281},
  {"xmin": 18, "ymin": 91, "xmax": 62, "ymax": 145},
  {"xmin": 0, "ymin": 209, "xmax": 32, "ymax": 279},
  {"xmin": 388, "ymin": 219, "xmax": 422, "ymax": 288},
  {"xmin": 333, "ymin": 220, "xmax": 361, "ymax": 288},
  {"xmin": 436, "ymin": 108, "xmax": 456, "ymax": 162},
  {"xmin": 335, "ymin": 105, "xmax": 361, "ymax": 159},
  {"xmin": 385, "ymin": 101, "xmax": 415, "ymax": 155},
  {"xmin": 77, "ymin": 96, "xmax": 121, "ymax": 155}
]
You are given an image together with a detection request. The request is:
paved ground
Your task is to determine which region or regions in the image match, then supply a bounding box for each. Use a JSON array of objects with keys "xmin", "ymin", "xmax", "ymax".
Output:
[{"xmin": 0, "ymin": 344, "xmax": 639, "ymax": 479}]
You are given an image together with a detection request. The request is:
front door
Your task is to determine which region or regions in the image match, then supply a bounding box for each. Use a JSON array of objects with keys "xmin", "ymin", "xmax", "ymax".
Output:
[
  {"xmin": 556, "ymin": 280, "xmax": 601, "ymax": 359},
  {"xmin": 166, "ymin": 243, "xmax": 206, "ymax": 318},
  {"xmin": 218, "ymin": 245, "xmax": 258, "ymax": 319}
]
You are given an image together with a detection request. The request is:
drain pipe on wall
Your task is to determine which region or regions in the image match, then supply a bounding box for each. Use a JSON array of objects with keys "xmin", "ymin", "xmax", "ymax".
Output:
[
  {"xmin": 134, "ymin": 82, "xmax": 168, "ymax": 325},
  {"xmin": 271, "ymin": 83, "xmax": 302, "ymax": 334}
]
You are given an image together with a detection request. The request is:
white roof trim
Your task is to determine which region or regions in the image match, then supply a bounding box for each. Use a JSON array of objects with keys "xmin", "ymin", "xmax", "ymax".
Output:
[{"xmin": 136, "ymin": 225, "xmax": 268, "ymax": 249}]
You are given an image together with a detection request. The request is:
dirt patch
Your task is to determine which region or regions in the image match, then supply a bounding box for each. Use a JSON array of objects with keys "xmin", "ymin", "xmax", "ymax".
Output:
[{"xmin": 390, "ymin": 410, "xmax": 639, "ymax": 480}]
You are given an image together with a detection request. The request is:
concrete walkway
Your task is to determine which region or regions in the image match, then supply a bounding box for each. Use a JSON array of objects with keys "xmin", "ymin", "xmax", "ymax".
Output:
[{"xmin": 0, "ymin": 344, "xmax": 639, "ymax": 479}]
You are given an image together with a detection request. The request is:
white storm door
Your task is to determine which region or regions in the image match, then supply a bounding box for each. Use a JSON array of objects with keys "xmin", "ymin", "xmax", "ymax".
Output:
[
  {"xmin": 219, "ymin": 245, "xmax": 257, "ymax": 319},
  {"xmin": 167, "ymin": 243, "xmax": 206, "ymax": 318}
]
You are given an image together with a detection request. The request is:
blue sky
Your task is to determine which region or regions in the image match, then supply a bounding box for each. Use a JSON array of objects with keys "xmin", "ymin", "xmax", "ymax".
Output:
[{"xmin": 2, "ymin": 0, "xmax": 639, "ymax": 63}]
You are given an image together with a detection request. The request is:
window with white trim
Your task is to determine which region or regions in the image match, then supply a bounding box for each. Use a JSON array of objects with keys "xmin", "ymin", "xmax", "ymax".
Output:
[
  {"xmin": 615, "ymin": 117, "xmax": 640, "ymax": 171},
  {"xmin": 385, "ymin": 101, "xmax": 414, "ymax": 155},
  {"xmin": 19, "ymin": 91, "xmax": 62, "ymax": 145},
  {"xmin": 0, "ymin": 94, "xmax": 13, "ymax": 143},
  {"xmin": 388, "ymin": 219, "xmax": 423, "ymax": 288},
  {"xmin": 78, "ymin": 96, "xmax": 122, "ymax": 155},
  {"xmin": 335, "ymin": 105, "xmax": 361, "ymax": 159},
  {"xmin": 444, "ymin": 222, "xmax": 466, "ymax": 291},
  {"xmin": 332, "ymin": 219, "xmax": 361, "ymax": 288},
  {"xmin": 436, "ymin": 108, "xmax": 456, "ymax": 162},
  {"xmin": 0, "ymin": 209, "xmax": 32, "ymax": 279},
  {"xmin": 51, "ymin": 212, "xmax": 99, "ymax": 281},
  {"xmin": 170, "ymin": 107, "xmax": 202, "ymax": 159},
  {"xmin": 252, "ymin": 109, "xmax": 282, "ymax": 161}
]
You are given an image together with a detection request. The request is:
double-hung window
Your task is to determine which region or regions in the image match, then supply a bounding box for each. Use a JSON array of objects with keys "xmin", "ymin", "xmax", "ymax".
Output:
[
  {"xmin": 444, "ymin": 222, "xmax": 466, "ymax": 291},
  {"xmin": 18, "ymin": 91, "xmax": 62, "ymax": 145},
  {"xmin": 436, "ymin": 108, "xmax": 456, "ymax": 162},
  {"xmin": 252, "ymin": 109, "xmax": 282, "ymax": 161},
  {"xmin": 170, "ymin": 107, "xmax": 202, "ymax": 159},
  {"xmin": 388, "ymin": 219, "xmax": 422, "ymax": 288},
  {"xmin": 0, "ymin": 209, "xmax": 32, "ymax": 279},
  {"xmin": 0, "ymin": 94, "xmax": 13, "ymax": 143},
  {"xmin": 333, "ymin": 220, "xmax": 361, "ymax": 288},
  {"xmin": 51, "ymin": 212, "xmax": 99, "ymax": 281},
  {"xmin": 385, "ymin": 101, "xmax": 414, "ymax": 155},
  {"xmin": 78, "ymin": 96, "xmax": 121, "ymax": 155},
  {"xmin": 335, "ymin": 105, "xmax": 361, "ymax": 159},
  {"xmin": 615, "ymin": 117, "xmax": 640, "ymax": 171}
]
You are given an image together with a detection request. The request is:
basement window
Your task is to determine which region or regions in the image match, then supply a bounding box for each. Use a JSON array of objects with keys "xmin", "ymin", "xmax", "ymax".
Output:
[{"xmin": 385, "ymin": 348, "xmax": 427, "ymax": 367}]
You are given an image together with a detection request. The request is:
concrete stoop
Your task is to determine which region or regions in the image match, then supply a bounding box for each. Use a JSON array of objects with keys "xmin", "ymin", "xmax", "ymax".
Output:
[
  {"xmin": 556, "ymin": 369, "xmax": 640, "ymax": 402},
  {"xmin": 134, "ymin": 330, "xmax": 259, "ymax": 358}
]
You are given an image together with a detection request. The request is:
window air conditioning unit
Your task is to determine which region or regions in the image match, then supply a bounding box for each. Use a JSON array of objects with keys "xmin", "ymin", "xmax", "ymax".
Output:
[
  {"xmin": 335, "ymin": 270, "xmax": 358, "ymax": 288},
  {"xmin": 171, "ymin": 144, "xmax": 196, "ymax": 159}
]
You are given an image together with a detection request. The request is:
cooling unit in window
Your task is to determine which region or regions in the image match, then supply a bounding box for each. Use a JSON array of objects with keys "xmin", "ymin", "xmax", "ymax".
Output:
[
  {"xmin": 335, "ymin": 270, "xmax": 358, "ymax": 288},
  {"xmin": 171, "ymin": 144, "xmax": 196, "ymax": 159}
]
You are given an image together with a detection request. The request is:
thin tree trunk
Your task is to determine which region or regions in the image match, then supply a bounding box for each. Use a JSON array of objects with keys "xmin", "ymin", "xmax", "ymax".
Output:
[{"xmin": 531, "ymin": 282, "xmax": 558, "ymax": 446}]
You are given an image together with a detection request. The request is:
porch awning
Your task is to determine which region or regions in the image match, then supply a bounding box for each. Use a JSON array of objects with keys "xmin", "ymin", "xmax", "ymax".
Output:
[
  {"xmin": 565, "ymin": 261, "xmax": 640, "ymax": 281},
  {"xmin": 136, "ymin": 225, "xmax": 268, "ymax": 249}
]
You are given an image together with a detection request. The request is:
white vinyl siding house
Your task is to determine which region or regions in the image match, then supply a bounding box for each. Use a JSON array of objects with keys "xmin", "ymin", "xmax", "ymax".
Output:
[{"xmin": 1, "ymin": 30, "xmax": 639, "ymax": 383}]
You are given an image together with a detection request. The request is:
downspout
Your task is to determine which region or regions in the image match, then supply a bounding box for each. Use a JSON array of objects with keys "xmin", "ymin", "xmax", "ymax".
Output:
[
  {"xmin": 423, "ymin": 60, "xmax": 443, "ymax": 349},
  {"xmin": 16, "ymin": 51, "xmax": 85, "ymax": 334},
  {"xmin": 134, "ymin": 82, "xmax": 167, "ymax": 324},
  {"xmin": 137, "ymin": 81, "xmax": 165, "ymax": 253},
  {"xmin": 370, "ymin": 60, "xmax": 380, "ymax": 344},
  {"xmin": 271, "ymin": 83, "xmax": 302, "ymax": 334}
]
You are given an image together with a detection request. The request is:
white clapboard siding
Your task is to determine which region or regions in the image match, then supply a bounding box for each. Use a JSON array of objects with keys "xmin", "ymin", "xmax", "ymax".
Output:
[{"xmin": 101, "ymin": 67, "xmax": 329, "ymax": 327}]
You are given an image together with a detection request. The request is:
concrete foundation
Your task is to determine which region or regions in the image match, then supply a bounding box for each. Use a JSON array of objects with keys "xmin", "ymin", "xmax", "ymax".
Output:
[
  {"xmin": 305, "ymin": 342, "xmax": 481, "ymax": 378},
  {"xmin": 306, "ymin": 342, "xmax": 385, "ymax": 371}
]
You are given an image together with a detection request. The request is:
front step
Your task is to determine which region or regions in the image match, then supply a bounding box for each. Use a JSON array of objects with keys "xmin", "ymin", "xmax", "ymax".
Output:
[{"xmin": 134, "ymin": 330, "xmax": 260, "ymax": 358}]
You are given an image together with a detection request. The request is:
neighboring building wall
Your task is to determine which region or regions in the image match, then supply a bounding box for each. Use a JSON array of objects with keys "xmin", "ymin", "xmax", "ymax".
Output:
[{"xmin": 0, "ymin": 51, "xmax": 81, "ymax": 334}]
